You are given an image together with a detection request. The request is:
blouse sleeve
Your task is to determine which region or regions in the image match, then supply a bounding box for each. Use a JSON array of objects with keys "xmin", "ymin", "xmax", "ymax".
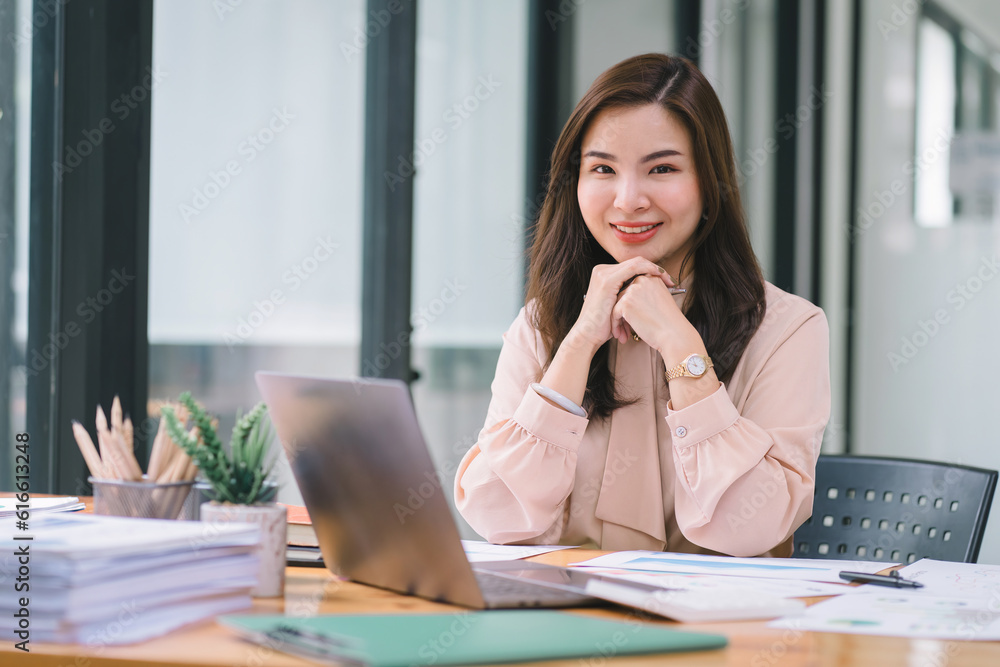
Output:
[
  {"xmin": 667, "ymin": 307, "xmax": 831, "ymax": 557},
  {"xmin": 454, "ymin": 308, "xmax": 589, "ymax": 544}
]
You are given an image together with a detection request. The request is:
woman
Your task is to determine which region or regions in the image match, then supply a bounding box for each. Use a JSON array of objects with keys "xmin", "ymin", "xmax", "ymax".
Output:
[{"xmin": 454, "ymin": 54, "xmax": 830, "ymax": 558}]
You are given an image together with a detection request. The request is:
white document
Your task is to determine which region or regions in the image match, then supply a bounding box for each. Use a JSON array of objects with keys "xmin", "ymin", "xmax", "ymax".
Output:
[
  {"xmin": 27, "ymin": 592, "xmax": 253, "ymax": 644},
  {"xmin": 0, "ymin": 496, "xmax": 85, "ymax": 516},
  {"xmin": 585, "ymin": 578, "xmax": 806, "ymax": 623},
  {"xmin": 576, "ymin": 566, "xmax": 851, "ymax": 599},
  {"xmin": 570, "ymin": 550, "xmax": 895, "ymax": 583},
  {"xmin": 461, "ymin": 540, "xmax": 578, "ymax": 562},
  {"xmin": 882, "ymin": 559, "xmax": 1000, "ymax": 602},
  {"xmin": 770, "ymin": 590, "xmax": 1000, "ymax": 640},
  {"xmin": 0, "ymin": 512, "xmax": 260, "ymax": 558}
]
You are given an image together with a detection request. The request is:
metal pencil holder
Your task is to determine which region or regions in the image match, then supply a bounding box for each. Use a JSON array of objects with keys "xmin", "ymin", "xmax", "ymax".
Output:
[{"xmin": 90, "ymin": 476, "xmax": 195, "ymax": 520}]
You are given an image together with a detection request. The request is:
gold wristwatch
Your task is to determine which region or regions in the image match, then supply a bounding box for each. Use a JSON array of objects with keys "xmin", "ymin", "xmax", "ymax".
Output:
[{"xmin": 664, "ymin": 354, "xmax": 713, "ymax": 381}]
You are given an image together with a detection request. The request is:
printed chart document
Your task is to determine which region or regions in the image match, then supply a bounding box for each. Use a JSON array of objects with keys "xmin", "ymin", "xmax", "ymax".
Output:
[
  {"xmin": 771, "ymin": 560, "xmax": 1000, "ymax": 640},
  {"xmin": 885, "ymin": 559, "xmax": 1000, "ymax": 601},
  {"xmin": 571, "ymin": 550, "xmax": 895, "ymax": 583},
  {"xmin": 461, "ymin": 540, "xmax": 578, "ymax": 562},
  {"xmin": 770, "ymin": 591, "xmax": 1000, "ymax": 640}
]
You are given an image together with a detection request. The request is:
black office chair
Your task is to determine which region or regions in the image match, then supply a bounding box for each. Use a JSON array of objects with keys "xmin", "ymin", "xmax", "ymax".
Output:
[{"xmin": 794, "ymin": 455, "xmax": 998, "ymax": 564}]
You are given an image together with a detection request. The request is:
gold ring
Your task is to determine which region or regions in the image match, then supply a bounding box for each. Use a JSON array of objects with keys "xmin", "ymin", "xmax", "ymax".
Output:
[{"xmin": 632, "ymin": 333, "xmax": 640, "ymax": 342}]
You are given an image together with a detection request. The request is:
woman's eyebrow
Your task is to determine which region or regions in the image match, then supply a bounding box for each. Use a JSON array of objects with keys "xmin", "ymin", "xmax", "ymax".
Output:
[{"xmin": 581, "ymin": 148, "xmax": 683, "ymax": 162}]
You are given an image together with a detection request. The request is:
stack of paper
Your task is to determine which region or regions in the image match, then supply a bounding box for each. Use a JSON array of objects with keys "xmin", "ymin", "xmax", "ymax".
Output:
[
  {"xmin": 0, "ymin": 513, "xmax": 261, "ymax": 644},
  {"xmin": 0, "ymin": 496, "xmax": 85, "ymax": 516}
]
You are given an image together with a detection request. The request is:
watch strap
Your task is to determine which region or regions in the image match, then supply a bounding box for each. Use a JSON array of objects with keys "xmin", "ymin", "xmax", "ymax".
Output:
[{"xmin": 664, "ymin": 354, "xmax": 713, "ymax": 381}]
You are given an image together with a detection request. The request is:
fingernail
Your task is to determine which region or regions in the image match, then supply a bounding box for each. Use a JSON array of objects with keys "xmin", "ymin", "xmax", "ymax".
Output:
[{"xmin": 658, "ymin": 267, "xmax": 665, "ymax": 273}]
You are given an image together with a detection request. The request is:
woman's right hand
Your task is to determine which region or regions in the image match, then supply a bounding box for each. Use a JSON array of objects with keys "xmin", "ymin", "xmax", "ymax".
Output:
[{"xmin": 564, "ymin": 256, "xmax": 671, "ymax": 354}]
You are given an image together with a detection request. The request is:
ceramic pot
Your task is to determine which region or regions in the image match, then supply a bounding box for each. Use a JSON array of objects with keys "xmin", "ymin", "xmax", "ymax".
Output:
[{"xmin": 199, "ymin": 501, "xmax": 287, "ymax": 597}]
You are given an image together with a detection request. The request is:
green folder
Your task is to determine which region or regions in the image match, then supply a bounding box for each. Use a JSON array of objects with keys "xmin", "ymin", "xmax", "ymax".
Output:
[{"xmin": 220, "ymin": 610, "xmax": 726, "ymax": 666}]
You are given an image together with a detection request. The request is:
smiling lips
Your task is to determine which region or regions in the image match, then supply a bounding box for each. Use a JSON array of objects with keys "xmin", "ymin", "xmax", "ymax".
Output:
[{"xmin": 610, "ymin": 222, "xmax": 662, "ymax": 243}]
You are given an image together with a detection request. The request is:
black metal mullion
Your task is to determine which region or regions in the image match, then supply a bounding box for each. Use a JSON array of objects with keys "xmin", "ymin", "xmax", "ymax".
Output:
[
  {"xmin": 844, "ymin": 0, "xmax": 864, "ymax": 454},
  {"xmin": 522, "ymin": 0, "xmax": 574, "ymax": 289},
  {"xmin": 773, "ymin": 0, "xmax": 799, "ymax": 294},
  {"xmin": 810, "ymin": 0, "xmax": 827, "ymax": 306},
  {"xmin": 675, "ymin": 0, "xmax": 702, "ymax": 65},
  {"xmin": 26, "ymin": 0, "xmax": 63, "ymax": 491},
  {"xmin": 360, "ymin": 0, "xmax": 418, "ymax": 383},
  {"xmin": 27, "ymin": 0, "xmax": 152, "ymax": 494}
]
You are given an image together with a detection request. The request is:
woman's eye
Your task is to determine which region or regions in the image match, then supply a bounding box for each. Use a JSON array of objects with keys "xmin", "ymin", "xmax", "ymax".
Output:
[
  {"xmin": 651, "ymin": 164, "xmax": 676, "ymax": 174},
  {"xmin": 592, "ymin": 165, "xmax": 614, "ymax": 174}
]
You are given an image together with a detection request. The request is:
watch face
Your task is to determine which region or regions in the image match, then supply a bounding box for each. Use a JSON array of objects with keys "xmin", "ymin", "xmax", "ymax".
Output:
[{"xmin": 686, "ymin": 355, "xmax": 706, "ymax": 376}]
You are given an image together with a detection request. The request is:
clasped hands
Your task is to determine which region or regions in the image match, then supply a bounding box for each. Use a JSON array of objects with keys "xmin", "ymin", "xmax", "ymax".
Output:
[{"xmin": 568, "ymin": 257, "xmax": 700, "ymax": 362}]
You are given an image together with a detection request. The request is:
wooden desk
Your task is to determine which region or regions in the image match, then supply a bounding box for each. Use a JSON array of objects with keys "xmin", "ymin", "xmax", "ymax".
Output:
[{"xmin": 5, "ymin": 547, "xmax": 1000, "ymax": 666}]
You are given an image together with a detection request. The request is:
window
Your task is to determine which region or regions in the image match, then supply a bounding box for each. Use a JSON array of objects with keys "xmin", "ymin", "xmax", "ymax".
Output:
[
  {"xmin": 410, "ymin": 0, "xmax": 528, "ymax": 533},
  {"xmin": 148, "ymin": 0, "xmax": 365, "ymax": 505},
  {"xmin": 915, "ymin": 6, "xmax": 1000, "ymax": 226},
  {"xmin": 914, "ymin": 15, "xmax": 956, "ymax": 227}
]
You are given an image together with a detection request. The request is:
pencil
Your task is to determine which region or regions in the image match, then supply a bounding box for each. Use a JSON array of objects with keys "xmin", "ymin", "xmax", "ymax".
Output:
[
  {"xmin": 95, "ymin": 405, "xmax": 111, "ymax": 464},
  {"xmin": 156, "ymin": 443, "xmax": 180, "ymax": 484},
  {"xmin": 111, "ymin": 395, "xmax": 124, "ymax": 434},
  {"xmin": 182, "ymin": 456, "xmax": 199, "ymax": 482},
  {"xmin": 112, "ymin": 429, "xmax": 143, "ymax": 481},
  {"xmin": 147, "ymin": 418, "xmax": 167, "ymax": 481},
  {"xmin": 71, "ymin": 421, "xmax": 105, "ymax": 479},
  {"xmin": 94, "ymin": 405, "xmax": 126, "ymax": 480},
  {"xmin": 96, "ymin": 427, "xmax": 123, "ymax": 479},
  {"xmin": 123, "ymin": 415, "xmax": 134, "ymax": 453},
  {"xmin": 161, "ymin": 448, "xmax": 191, "ymax": 484}
]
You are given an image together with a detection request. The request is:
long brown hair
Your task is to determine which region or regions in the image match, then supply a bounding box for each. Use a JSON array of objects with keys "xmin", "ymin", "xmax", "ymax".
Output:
[{"xmin": 525, "ymin": 53, "xmax": 765, "ymax": 419}]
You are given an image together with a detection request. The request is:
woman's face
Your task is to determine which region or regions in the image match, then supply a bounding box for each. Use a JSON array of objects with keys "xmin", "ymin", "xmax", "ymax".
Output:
[{"xmin": 577, "ymin": 104, "xmax": 702, "ymax": 278}]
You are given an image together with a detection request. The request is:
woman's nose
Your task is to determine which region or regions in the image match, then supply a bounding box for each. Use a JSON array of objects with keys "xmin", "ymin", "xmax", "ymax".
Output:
[{"xmin": 613, "ymin": 176, "xmax": 650, "ymax": 213}]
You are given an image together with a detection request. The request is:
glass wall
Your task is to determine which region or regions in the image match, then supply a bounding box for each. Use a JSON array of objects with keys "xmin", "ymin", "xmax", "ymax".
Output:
[
  {"xmin": 410, "ymin": 0, "xmax": 529, "ymax": 537},
  {"xmin": 853, "ymin": 0, "xmax": 1000, "ymax": 564},
  {"xmin": 0, "ymin": 0, "xmax": 32, "ymax": 488},
  {"xmin": 148, "ymin": 0, "xmax": 365, "ymax": 505}
]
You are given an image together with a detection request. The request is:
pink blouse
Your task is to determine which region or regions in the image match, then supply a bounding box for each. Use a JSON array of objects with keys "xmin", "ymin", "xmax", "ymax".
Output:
[{"xmin": 454, "ymin": 282, "xmax": 831, "ymax": 557}]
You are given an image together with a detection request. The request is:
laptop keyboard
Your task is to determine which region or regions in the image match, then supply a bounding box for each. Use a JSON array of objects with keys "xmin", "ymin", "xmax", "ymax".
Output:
[{"xmin": 473, "ymin": 571, "xmax": 592, "ymax": 607}]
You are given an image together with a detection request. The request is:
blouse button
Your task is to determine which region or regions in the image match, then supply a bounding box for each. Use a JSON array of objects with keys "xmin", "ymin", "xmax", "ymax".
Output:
[{"xmin": 675, "ymin": 426, "xmax": 688, "ymax": 438}]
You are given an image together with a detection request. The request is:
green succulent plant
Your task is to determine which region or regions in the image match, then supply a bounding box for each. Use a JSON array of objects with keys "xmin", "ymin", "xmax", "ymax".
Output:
[{"xmin": 161, "ymin": 392, "xmax": 277, "ymax": 505}]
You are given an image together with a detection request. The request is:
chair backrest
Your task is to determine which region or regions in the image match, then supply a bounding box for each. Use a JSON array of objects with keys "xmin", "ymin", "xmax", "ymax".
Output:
[{"xmin": 794, "ymin": 455, "xmax": 998, "ymax": 564}]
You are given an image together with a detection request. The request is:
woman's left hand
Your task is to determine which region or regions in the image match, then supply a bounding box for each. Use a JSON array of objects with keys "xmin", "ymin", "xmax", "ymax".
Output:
[{"xmin": 611, "ymin": 275, "xmax": 703, "ymax": 361}]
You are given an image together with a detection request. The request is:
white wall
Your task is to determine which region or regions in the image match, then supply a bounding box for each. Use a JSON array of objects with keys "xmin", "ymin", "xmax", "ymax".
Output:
[{"xmin": 854, "ymin": 0, "xmax": 1000, "ymax": 563}]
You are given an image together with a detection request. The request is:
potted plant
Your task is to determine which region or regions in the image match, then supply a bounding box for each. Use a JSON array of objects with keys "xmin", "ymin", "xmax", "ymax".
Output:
[{"xmin": 161, "ymin": 392, "xmax": 286, "ymax": 597}]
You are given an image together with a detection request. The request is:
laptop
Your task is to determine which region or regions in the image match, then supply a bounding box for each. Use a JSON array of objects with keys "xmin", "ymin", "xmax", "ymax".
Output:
[{"xmin": 254, "ymin": 371, "xmax": 597, "ymax": 609}]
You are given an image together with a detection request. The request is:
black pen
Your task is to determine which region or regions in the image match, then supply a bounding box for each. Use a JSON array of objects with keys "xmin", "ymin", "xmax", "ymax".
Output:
[{"xmin": 839, "ymin": 570, "xmax": 924, "ymax": 589}]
